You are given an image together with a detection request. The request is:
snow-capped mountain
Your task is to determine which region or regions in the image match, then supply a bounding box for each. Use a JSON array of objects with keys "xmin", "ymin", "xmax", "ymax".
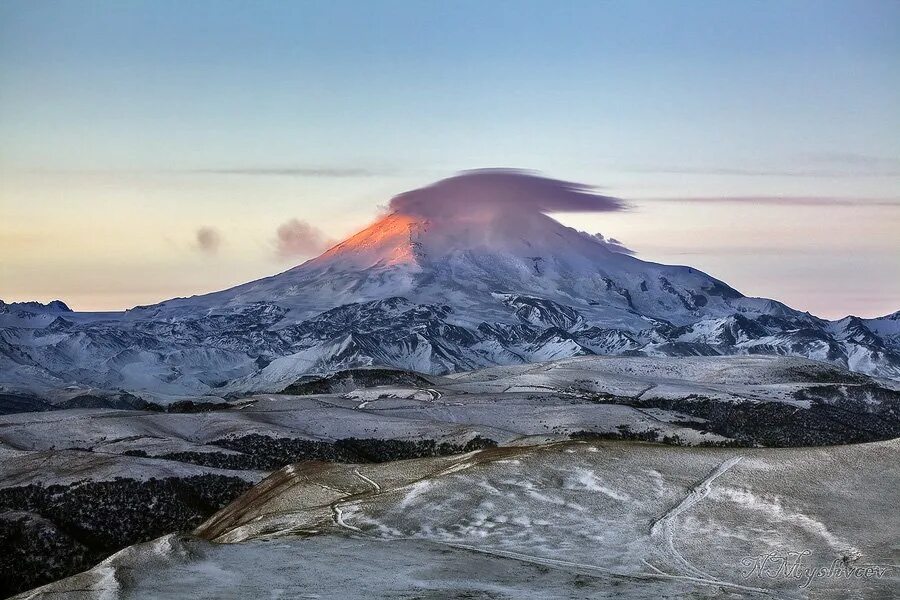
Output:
[{"xmin": 2, "ymin": 170, "xmax": 899, "ymax": 399}]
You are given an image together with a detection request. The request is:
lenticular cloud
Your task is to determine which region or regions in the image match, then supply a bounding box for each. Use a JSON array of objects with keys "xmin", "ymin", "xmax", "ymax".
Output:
[{"xmin": 388, "ymin": 169, "xmax": 626, "ymax": 221}]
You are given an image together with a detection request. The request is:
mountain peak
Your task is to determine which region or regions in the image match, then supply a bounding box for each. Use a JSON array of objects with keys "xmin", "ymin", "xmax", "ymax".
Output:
[
  {"xmin": 305, "ymin": 170, "xmax": 630, "ymax": 274},
  {"xmin": 312, "ymin": 212, "xmax": 424, "ymax": 270},
  {"xmin": 0, "ymin": 299, "xmax": 72, "ymax": 313},
  {"xmin": 173, "ymin": 170, "xmax": 757, "ymax": 329}
]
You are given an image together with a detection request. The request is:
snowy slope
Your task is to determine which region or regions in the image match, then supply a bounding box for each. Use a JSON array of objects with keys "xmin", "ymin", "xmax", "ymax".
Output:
[
  {"xmin": 21, "ymin": 440, "xmax": 899, "ymax": 600},
  {"xmin": 4, "ymin": 355, "xmax": 898, "ymax": 597},
  {"xmin": 3, "ymin": 356, "xmax": 897, "ymax": 457},
  {"xmin": 2, "ymin": 170, "xmax": 899, "ymax": 399}
]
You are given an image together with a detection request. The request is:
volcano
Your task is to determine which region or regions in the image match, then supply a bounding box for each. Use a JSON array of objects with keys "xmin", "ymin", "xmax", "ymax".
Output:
[
  {"xmin": 145, "ymin": 170, "xmax": 793, "ymax": 326},
  {"xmin": 2, "ymin": 170, "xmax": 899, "ymax": 399}
]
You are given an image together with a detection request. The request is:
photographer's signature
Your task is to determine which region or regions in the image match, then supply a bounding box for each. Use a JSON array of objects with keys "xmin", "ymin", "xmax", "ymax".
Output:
[{"xmin": 741, "ymin": 550, "xmax": 890, "ymax": 589}]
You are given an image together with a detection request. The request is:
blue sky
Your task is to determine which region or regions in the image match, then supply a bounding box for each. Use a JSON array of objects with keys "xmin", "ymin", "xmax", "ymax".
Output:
[{"xmin": 1, "ymin": 0, "xmax": 898, "ymax": 316}]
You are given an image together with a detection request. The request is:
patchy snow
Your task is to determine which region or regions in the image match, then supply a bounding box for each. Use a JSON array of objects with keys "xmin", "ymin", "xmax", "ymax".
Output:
[
  {"xmin": 0, "ymin": 449, "xmax": 264, "ymax": 488},
  {"xmin": 22, "ymin": 440, "xmax": 897, "ymax": 599}
]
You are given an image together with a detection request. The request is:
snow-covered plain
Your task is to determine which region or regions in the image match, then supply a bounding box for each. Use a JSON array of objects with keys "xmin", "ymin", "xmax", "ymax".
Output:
[
  {"xmin": 3, "ymin": 356, "xmax": 897, "ymax": 469},
  {"xmin": 17, "ymin": 439, "xmax": 898, "ymax": 599},
  {"xmin": 2, "ymin": 355, "xmax": 898, "ymax": 598}
]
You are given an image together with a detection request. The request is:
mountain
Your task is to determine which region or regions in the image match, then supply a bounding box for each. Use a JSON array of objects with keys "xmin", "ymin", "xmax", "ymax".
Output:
[{"xmin": 2, "ymin": 169, "xmax": 899, "ymax": 400}]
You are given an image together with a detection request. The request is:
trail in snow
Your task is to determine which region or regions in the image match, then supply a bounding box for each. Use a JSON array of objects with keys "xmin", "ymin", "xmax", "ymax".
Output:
[
  {"xmin": 299, "ymin": 449, "xmax": 776, "ymax": 597},
  {"xmin": 639, "ymin": 558, "xmax": 779, "ymax": 597},
  {"xmin": 435, "ymin": 541, "xmax": 778, "ymax": 597},
  {"xmin": 331, "ymin": 505, "xmax": 361, "ymax": 532},
  {"xmin": 329, "ymin": 455, "xmax": 483, "ymax": 534},
  {"xmin": 634, "ymin": 384, "xmax": 657, "ymax": 400},
  {"xmin": 330, "ymin": 468, "xmax": 384, "ymax": 532},
  {"xmin": 353, "ymin": 469, "xmax": 381, "ymax": 492},
  {"xmin": 648, "ymin": 456, "xmax": 751, "ymax": 585},
  {"xmin": 323, "ymin": 449, "xmax": 770, "ymax": 596}
]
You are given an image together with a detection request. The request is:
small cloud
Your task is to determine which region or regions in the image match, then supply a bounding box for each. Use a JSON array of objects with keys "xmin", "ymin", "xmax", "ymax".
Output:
[
  {"xmin": 804, "ymin": 152, "xmax": 900, "ymax": 174},
  {"xmin": 622, "ymin": 157, "xmax": 900, "ymax": 178},
  {"xmin": 274, "ymin": 219, "xmax": 334, "ymax": 259},
  {"xmin": 622, "ymin": 165, "xmax": 810, "ymax": 177},
  {"xmin": 579, "ymin": 231, "xmax": 634, "ymax": 254},
  {"xmin": 191, "ymin": 167, "xmax": 381, "ymax": 177},
  {"xmin": 637, "ymin": 196, "xmax": 899, "ymax": 207},
  {"xmin": 194, "ymin": 227, "xmax": 222, "ymax": 254}
]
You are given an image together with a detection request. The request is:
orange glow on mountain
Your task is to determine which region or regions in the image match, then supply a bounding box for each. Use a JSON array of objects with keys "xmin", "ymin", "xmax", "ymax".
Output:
[{"xmin": 316, "ymin": 212, "xmax": 421, "ymax": 267}]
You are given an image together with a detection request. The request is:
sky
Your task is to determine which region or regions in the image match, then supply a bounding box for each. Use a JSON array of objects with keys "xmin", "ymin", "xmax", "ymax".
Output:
[{"xmin": 1, "ymin": 0, "xmax": 898, "ymax": 319}]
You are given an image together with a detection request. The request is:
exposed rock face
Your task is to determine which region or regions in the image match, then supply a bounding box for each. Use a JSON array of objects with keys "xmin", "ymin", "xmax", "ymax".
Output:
[{"xmin": 0, "ymin": 476, "xmax": 252, "ymax": 598}]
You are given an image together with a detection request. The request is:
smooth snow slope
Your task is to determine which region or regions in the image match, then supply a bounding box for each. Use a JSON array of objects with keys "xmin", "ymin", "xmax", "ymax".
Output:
[{"xmin": 19, "ymin": 440, "xmax": 898, "ymax": 600}]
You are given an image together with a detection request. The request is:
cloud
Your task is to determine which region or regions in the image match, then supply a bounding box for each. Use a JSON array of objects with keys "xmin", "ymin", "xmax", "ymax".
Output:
[
  {"xmin": 804, "ymin": 152, "xmax": 900, "ymax": 174},
  {"xmin": 638, "ymin": 196, "xmax": 900, "ymax": 207},
  {"xmin": 624, "ymin": 165, "xmax": 840, "ymax": 177},
  {"xmin": 578, "ymin": 231, "xmax": 634, "ymax": 255},
  {"xmin": 192, "ymin": 167, "xmax": 380, "ymax": 177},
  {"xmin": 274, "ymin": 219, "xmax": 334, "ymax": 259},
  {"xmin": 388, "ymin": 169, "xmax": 626, "ymax": 220},
  {"xmin": 622, "ymin": 155, "xmax": 900, "ymax": 178},
  {"xmin": 194, "ymin": 227, "xmax": 222, "ymax": 254}
]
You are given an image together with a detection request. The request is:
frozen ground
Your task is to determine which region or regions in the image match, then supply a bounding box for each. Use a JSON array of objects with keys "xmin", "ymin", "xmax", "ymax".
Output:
[
  {"xmin": 0, "ymin": 448, "xmax": 265, "ymax": 488},
  {"xmin": 2, "ymin": 355, "xmax": 898, "ymax": 597},
  {"xmin": 2, "ymin": 356, "xmax": 897, "ymax": 463},
  {"xmin": 439, "ymin": 354, "xmax": 900, "ymax": 403},
  {"xmin": 18, "ymin": 439, "xmax": 898, "ymax": 599}
]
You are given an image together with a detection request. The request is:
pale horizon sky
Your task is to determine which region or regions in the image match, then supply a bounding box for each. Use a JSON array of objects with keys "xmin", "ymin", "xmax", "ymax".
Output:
[{"xmin": 1, "ymin": 1, "xmax": 898, "ymax": 319}]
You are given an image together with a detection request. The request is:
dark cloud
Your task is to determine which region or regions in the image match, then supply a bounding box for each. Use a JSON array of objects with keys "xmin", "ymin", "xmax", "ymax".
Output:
[
  {"xmin": 194, "ymin": 227, "xmax": 222, "ymax": 254},
  {"xmin": 192, "ymin": 167, "xmax": 380, "ymax": 177},
  {"xmin": 388, "ymin": 169, "xmax": 626, "ymax": 220},
  {"xmin": 639, "ymin": 196, "xmax": 900, "ymax": 207},
  {"xmin": 274, "ymin": 219, "xmax": 334, "ymax": 259}
]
